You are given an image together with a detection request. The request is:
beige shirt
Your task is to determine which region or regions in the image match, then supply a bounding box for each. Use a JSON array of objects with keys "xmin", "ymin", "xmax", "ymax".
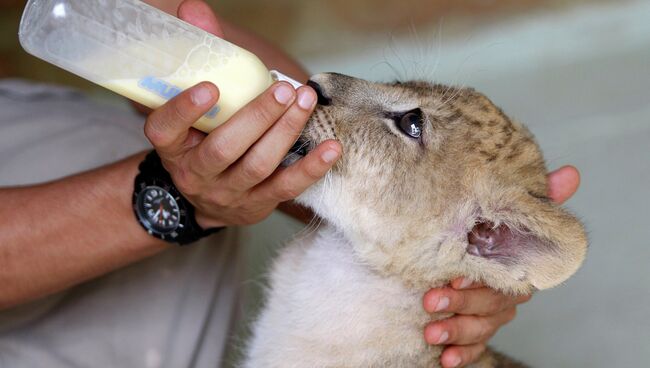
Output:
[{"xmin": 0, "ymin": 79, "xmax": 242, "ymax": 368}]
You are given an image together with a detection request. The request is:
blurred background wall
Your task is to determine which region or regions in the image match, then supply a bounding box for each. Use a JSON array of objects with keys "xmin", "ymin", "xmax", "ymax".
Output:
[
  {"xmin": 2, "ymin": 0, "xmax": 649, "ymax": 367},
  {"xmin": 0, "ymin": 0, "xmax": 615, "ymax": 85}
]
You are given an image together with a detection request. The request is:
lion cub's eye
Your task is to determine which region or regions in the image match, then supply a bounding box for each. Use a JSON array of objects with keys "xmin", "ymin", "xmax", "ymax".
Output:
[{"xmin": 397, "ymin": 110, "xmax": 423, "ymax": 139}]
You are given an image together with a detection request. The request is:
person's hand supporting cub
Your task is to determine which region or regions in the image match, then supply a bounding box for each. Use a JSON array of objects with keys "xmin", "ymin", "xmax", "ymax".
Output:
[{"xmin": 423, "ymin": 166, "xmax": 581, "ymax": 367}]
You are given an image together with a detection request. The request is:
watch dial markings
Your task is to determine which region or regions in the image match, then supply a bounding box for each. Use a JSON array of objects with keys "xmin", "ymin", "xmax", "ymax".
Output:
[{"xmin": 137, "ymin": 185, "xmax": 182, "ymax": 237}]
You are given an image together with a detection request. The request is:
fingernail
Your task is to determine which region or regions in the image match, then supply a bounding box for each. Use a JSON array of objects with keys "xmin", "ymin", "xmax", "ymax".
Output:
[
  {"xmin": 191, "ymin": 85, "xmax": 213, "ymax": 106},
  {"xmin": 321, "ymin": 149, "xmax": 339, "ymax": 163},
  {"xmin": 298, "ymin": 89, "xmax": 316, "ymax": 110},
  {"xmin": 449, "ymin": 356, "xmax": 462, "ymax": 368},
  {"xmin": 435, "ymin": 296, "xmax": 450, "ymax": 312},
  {"xmin": 437, "ymin": 331, "xmax": 449, "ymax": 344},
  {"xmin": 458, "ymin": 278, "xmax": 473, "ymax": 289},
  {"xmin": 274, "ymin": 84, "xmax": 294, "ymax": 105}
]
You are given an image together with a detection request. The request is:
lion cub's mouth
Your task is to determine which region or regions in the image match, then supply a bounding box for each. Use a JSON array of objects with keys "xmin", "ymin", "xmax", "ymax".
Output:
[
  {"xmin": 281, "ymin": 79, "xmax": 330, "ymax": 167},
  {"xmin": 281, "ymin": 137, "xmax": 311, "ymax": 167}
]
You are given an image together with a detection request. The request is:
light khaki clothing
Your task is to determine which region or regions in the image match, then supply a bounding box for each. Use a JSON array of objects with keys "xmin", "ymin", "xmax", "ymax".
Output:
[{"xmin": 0, "ymin": 79, "xmax": 241, "ymax": 368}]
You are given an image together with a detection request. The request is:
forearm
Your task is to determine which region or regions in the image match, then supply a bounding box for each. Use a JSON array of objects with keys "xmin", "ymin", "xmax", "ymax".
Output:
[{"xmin": 0, "ymin": 152, "xmax": 167, "ymax": 310}]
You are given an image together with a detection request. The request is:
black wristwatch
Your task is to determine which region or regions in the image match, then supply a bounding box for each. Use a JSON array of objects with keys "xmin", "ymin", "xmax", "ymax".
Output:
[{"xmin": 132, "ymin": 150, "xmax": 223, "ymax": 245}]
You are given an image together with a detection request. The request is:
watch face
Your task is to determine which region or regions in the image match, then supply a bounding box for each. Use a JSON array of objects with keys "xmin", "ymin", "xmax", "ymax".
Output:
[{"xmin": 136, "ymin": 185, "xmax": 181, "ymax": 235}]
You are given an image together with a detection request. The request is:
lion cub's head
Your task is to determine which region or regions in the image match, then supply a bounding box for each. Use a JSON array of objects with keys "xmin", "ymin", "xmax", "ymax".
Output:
[{"xmin": 294, "ymin": 73, "xmax": 587, "ymax": 294}]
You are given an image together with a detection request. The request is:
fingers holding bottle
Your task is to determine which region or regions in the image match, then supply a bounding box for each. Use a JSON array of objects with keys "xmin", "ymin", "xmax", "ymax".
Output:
[
  {"xmin": 144, "ymin": 80, "xmax": 338, "ymax": 229},
  {"xmin": 144, "ymin": 82, "xmax": 219, "ymax": 159},
  {"xmin": 189, "ymin": 82, "xmax": 298, "ymax": 178}
]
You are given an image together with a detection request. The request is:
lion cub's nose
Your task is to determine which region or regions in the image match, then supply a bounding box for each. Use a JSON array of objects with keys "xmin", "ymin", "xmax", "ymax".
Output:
[
  {"xmin": 306, "ymin": 80, "xmax": 331, "ymax": 106},
  {"xmin": 309, "ymin": 72, "xmax": 358, "ymax": 106}
]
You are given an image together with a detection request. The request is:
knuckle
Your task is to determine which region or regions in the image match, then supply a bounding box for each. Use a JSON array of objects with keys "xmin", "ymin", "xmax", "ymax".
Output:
[
  {"xmin": 171, "ymin": 169, "xmax": 198, "ymax": 196},
  {"xmin": 242, "ymin": 158, "xmax": 273, "ymax": 182},
  {"xmin": 282, "ymin": 112, "xmax": 309, "ymax": 135},
  {"xmin": 455, "ymin": 291, "xmax": 468, "ymax": 312},
  {"xmin": 485, "ymin": 290, "xmax": 509, "ymax": 314},
  {"xmin": 250, "ymin": 103, "xmax": 278, "ymax": 125},
  {"xmin": 175, "ymin": 182, "xmax": 195, "ymax": 197},
  {"xmin": 277, "ymin": 184, "xmax": 301, "ymax": 201},
  {"xmin": 144, "ymin": 118, "xmax": 168, "ymax": 147},
  {"xmin": 209, "ymin": 189, "xmax": 238, "ymax": 208},
  {"xmin": 249, "ymin": 208, "xmax": 274, "ymax": 224},
  {"xmin": 477, "ymin": 318, "xmax": 495, "ymax": 341},
  {"xmin": 494, "ymin": 294, "xmax": 509, "ymax": 313},
  {"xmin": 169, "ymin": 98, "xmax": 194, "ymax": 125},
  {"xmin": 205, "ymin": 137, "xmax": 232, "ymax": 163},
  {"xmin": 303, "ymin": 160, "xmax": 326, "ymax": 181}
]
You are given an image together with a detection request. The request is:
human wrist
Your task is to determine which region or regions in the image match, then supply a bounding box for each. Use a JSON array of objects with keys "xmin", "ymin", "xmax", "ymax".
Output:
[
  {"xmin": 109, "ymin": 152, "xmax": 169, "ymax": 251},
  {"xmin": 86, "ymin": 151, "xmax": 170, "ymax": 253},
  {"xmin": 132, "ymin": 150, "xmax": 224, "ymax": 245}
]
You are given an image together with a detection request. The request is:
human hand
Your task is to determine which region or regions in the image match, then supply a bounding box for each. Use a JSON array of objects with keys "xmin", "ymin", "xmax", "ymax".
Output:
[
  {"xmin": 422, "ymin": 166, "xmax": 580, "ymax": 368},
  {"xmin": 143, "ymin": 1, "xmax": 341, "ymax": 229}
]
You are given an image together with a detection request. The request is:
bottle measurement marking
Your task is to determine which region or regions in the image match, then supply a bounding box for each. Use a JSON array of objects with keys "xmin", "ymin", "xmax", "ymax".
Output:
[{"xmin": 138, "ymin": 76, "xmax": 220, "ymax": 118}]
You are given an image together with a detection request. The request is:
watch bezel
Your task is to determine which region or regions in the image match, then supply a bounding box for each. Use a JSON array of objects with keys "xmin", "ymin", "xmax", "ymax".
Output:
[
  {"xmin": 133, "ymin": 178, "xmax": 190, "ymax": 242},
  {"xmin": 132, "ymin": 150, "xmax": 224, "ymax": 245}
]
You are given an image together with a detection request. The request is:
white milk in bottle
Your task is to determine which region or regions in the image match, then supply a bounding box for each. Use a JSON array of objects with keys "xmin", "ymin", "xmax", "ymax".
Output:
[
  {"xmin": 94, "ymin": 36, "xmax": 275, "ymax": 132},
  {"xmin": 19, "ymin": 0, "xmax": 300, "ymax": 133}
]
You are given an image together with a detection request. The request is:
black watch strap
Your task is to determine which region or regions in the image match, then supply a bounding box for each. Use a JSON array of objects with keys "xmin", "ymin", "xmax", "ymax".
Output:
[{"xmin": 133, "ymin": 150, "xmax": 223, "ymax": 245}]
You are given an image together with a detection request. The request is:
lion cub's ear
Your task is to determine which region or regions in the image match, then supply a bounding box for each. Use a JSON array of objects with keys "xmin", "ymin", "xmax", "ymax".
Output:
[{"xmin": 468, "ymin": 193, "xmax": 587, "ymax": 290}]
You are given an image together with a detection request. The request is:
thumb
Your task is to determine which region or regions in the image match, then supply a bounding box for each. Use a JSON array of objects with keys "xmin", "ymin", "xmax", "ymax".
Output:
[{"xmin": 177, "ymin": 0, "xmax": 226, "ymax": 38}]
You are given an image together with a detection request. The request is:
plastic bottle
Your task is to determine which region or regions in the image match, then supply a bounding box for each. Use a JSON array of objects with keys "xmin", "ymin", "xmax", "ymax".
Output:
[{"xmin": 19, "ymin": 0, "xmax": 302, "ymax": 133}]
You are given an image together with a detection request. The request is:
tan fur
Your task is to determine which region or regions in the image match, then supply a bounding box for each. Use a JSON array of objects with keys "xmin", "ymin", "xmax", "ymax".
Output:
[
  {"xmin": 302, "ymin": 73, "xmax": 586, "ymax": 293},
  {"xmin": 244, "ymin": 73, "xmax": 587, "ymax": 367}
]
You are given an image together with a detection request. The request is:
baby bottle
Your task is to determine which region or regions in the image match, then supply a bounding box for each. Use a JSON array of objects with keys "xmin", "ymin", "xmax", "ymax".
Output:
[{"xmin": 19, "ymin": 0, "xmax": 302, "ymax": 133}]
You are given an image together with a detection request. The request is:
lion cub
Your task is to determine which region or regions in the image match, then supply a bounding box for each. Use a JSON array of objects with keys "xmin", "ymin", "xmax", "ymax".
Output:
[{"xmin": 244, "ymin": 73, "xmax": 587, "ymax": 367}]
